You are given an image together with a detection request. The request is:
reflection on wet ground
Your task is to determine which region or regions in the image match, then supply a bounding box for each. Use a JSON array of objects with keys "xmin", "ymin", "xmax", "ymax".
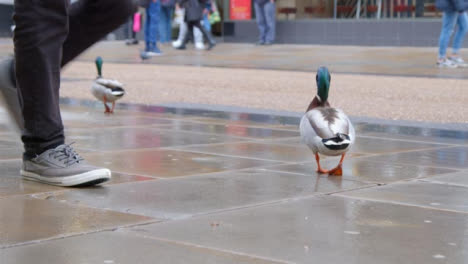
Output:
[{"xmin": 1, "ymin": 100, "xmax": 467, "ymax": 263}]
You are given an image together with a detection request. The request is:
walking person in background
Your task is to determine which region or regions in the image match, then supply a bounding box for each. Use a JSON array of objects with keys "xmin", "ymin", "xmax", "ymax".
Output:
[
  {"xmin": 254, "ymin": 0, "xmax": 276, "ymax": 45},
  {"xmin": 159, "ymin": 0, "xmax": 175, "ymax": 45},
  {"xmin": 175, "ymin": 0, "xmax": 216, "ymax": 50},
  {"xmin": 436, "ymin": 0, "xmax": 468, "ymax": 68},
  {"xmin": 143, "ymin": 0, "xmax": 163, "ymax": 55},
  {"xmin": 0, "ymin": 0, "xmax": 135, "ymax": 187},
  {"xmin": 173, "ymin": 15, "xmax": 206, "ymax": 49}
]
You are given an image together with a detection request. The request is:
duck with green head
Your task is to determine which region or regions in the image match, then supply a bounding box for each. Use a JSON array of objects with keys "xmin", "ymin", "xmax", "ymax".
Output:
[
  {"xmin": 300, "ymin": 66, "xmax": 355, "ymax": 176},
  {"xmin": 91, "ymin": 56, "xmax": 125, "ymax": 114}
]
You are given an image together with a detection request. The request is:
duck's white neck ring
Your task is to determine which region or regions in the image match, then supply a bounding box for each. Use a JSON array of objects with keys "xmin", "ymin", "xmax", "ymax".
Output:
[{"xmin": 316, "ymin": 95, "xmax": 322, "ymax": 102}]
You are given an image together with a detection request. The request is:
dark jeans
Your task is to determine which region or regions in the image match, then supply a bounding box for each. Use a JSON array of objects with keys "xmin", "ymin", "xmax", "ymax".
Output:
[
  {"xmin": 13, "ymin": 0, "xmax": 135, "ymax": 157},
  {"xmin": 159, "ymin": 6, "xmax": 174, "ymax": 43},
  {"xmin": 183, "ymin": 20, "xmax": 214, "ymax": 45}
]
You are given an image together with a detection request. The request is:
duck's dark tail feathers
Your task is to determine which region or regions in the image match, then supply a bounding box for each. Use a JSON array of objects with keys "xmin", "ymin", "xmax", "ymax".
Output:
[{"xmin": 322, "ymin": 133, "xmax": 351, "ymax": 150}]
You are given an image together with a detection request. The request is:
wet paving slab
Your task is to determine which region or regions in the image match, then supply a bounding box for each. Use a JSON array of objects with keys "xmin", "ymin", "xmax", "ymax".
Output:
[
  {"xmin": 81, "ymin": 149, "xmax": 281, "ymax": 178},
  {"xmin": 126, "ymin": 195, "xmax": 468, "ymax": 264},
  {"xmin": 365, "ymin": 146, "xmax": 468, "ymax": 170},
  {"xmin": 1, "ymin": 102, "xmax": 468, "ymax": 263},
  {"xmin": 262, "ymin": 157, "xmax": 457, "ymax": 184},
  {"xmin": 336, "ymin": 181, "xmax": 468, "ymax": 213},
  {"xmin": 154, "ymin": 122, "xmax": 300, "ymax": 140},
  {"xmin": 0, "ymin": 196, "xmax": 153, "ymax": 247},
  {"xmin": 170, "ymin": 142, "xmax": 364, "ymax": 163},
  {"xmin": 356, "ymin": 123, "xmax": 468, "ymax": 145},
  {"xmin": 0, "ymin": 231, "xmax": 283, "ymax": 264},
  {"xmin": 66, "ymin": 127, "xmax": 247, "ymax": 152},
  {"xmin": 50, "ymin": 169, "xmax": 371, "ymax": 220},
  {"xmin": 419, "ymin": 170, "xmax": 468, "ymax": 187}
]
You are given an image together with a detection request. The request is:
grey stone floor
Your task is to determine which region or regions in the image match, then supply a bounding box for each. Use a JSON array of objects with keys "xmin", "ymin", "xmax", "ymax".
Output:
[
  {"xmin": 1, "ymin": 39, "xmax": 468, "ymax": 79},
  {"xmin": 0, "ymin": 101, "xmax": 467, "ymax": 264}
]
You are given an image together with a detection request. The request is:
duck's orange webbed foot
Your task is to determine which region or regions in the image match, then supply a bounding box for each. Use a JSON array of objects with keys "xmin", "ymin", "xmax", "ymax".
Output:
[
  {"xmin": 315, "ymin": 153, "xmax": 329, "ymax": 174},
  {"xmin": 103, "ymin": 96, "xmax": 112, "ymax": 114},
  {"xmin": 328, "ymin": 154, "xmax": 346, "ymax": 176},
  {"xmin": 328, "ymin": 165, "xmax": 343, "ymax": 176}
]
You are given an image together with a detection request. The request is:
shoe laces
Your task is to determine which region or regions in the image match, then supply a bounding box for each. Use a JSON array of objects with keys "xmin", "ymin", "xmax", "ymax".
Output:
[{"xmin": 50, "ymin": 143, "xmax": 84, "ymax": 166}]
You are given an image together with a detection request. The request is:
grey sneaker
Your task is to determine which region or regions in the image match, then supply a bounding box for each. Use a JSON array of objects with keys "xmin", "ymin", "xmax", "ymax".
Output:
[
  {"xmin": 0, "ymin": 57, "xmax": 23, "ymax": 132},
  {"xmin": 21, "ymin": 144, "xmax": 111, "ymax": 187}
]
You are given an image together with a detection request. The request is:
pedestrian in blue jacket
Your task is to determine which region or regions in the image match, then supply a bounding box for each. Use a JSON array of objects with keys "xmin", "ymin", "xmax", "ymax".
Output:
[{"xmin": 436, "ymin": 0, "xmax": 468, "ymax": 67}]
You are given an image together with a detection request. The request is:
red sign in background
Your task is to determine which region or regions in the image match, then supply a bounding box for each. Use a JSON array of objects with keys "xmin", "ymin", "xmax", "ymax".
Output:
[{"xmin": 230, "ymin": 0, "xmax": 252, "ymax": 20}]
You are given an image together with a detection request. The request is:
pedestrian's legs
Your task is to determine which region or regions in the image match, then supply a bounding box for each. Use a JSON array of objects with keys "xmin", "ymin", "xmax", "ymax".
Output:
[
  {"xmin": 254, "ymin": 3, "xmax": 267, "ymax": 43},
  {"xmin": 146, "ymin": 1, "xmax": 161, "ymax": 51},
  {"xmin": 438, "ymin": 11, "xmax": 457, "ymax": 59},
  {"xmin": 194, "ymin": 25, "xmax": 204, "ymax": 44},
  {"xmin": 193, "ymin": 21, "xmax": 215, "ymax": 49},
  {"xmin": 264, "ymin": 1, "xmax": 276, "ymax": 44},
  {"xmin": 159, "ymin": 6, "xmax": 167, "ymax": 43},
  {"xmin": 176, "ymin": 21, "xmax": 188, "ymax": 43},
  {"xmin": 165, "ymin": 7, "xmax": 174, "ymax": 43},
  {"xmin": 452, "ymin": 12, "xmax": 468, "ymax": 55},
  {"xmin": 13, "ymin": 0, "xmax": 136, "ymax": 157},
  {"xmin": 13, "ymin": 0, "xmax": 69, "ymax": 157},
  {"xmin": 159, "ymin": 6, "xmax": 169, "ymax": 43},
  {"xmin": 145, "ymin": 7, "xmax": 151, "ymax": 50},
  {"xmin": 182, "ymin": 21, "xmax": 195, "ymax": 46}
]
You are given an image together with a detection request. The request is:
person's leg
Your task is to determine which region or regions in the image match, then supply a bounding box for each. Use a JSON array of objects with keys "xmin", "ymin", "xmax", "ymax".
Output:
[
  {"xmin": 6, "ymin": 0, "xmax": 136, "ymax": 136},
  {"xmin": 7, "ymin": 0, "xmax": 134, "ymax": 186},
  {"xmin": 177, "ymin": 21, "xmax": 194, "ymax": 49},
  {"xmin": 193, "ymin": 21, "xmax": 215, "ymax": 49},
  {"xmin": 145, "ymin": 7, "xmax": 152, "ymax": 51},
  {"xmin": 174, "ymin": 21, "xmax": 188, "ymax": 45},
  {"xmin": 264, "ymin": 1, "xmax": 276, "ymax": 44},
  {"xmin": 254, "ymin": 2, "xmax": 266, "ymax": 44},
  {"xmin": 166, "ymin": 7, "xmax": 174, "ymax": 42},
  {"xmin": 194, "ymin": 24, "xmax": 204, "ymax": 45},
  {"xmin": 159, "ymin": 6, "xmax": 169, "ymax": 43},
  {"xmin": 451, "ymin": 12, "xmax": 468, "ymax": 57},
  {"xmin": 438, "ymin": 11, "xmax": 457, "ymax": 60},
  {"xmin": 13, "ymin": 0, "xmax": 70, "ymax": 157},
  {"xmin": 148, "ymin": 0, "xmax": 161, "ymax": 52}
]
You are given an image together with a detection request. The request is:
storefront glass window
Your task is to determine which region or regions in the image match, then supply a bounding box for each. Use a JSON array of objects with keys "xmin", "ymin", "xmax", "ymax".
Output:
[{"xmin": 228, "ymin": 0, "xmax": 440, "ymax": 21}]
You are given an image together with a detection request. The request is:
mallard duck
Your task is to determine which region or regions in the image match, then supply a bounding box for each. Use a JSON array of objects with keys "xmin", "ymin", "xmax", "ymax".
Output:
[
  {"xmin": 91, "ymin": 56, "xmax": 125, "ymax": 114},
  {"xmin": 300, "ymin": 67, "xmax": 355, "ymax": 176}
]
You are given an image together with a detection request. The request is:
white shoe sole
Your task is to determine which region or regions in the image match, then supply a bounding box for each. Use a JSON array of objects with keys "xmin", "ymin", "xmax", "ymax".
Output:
[
  {"xmin": 145, "ymin": 52, "xmax": 162, "ymax": 56},
  {"xmin": 21, "ymin": 169, "xmax": 111, "ymax": 187}
]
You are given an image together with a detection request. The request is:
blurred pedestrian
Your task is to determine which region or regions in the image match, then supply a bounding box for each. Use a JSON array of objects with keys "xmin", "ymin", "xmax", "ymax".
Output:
[
  {"xmin": 175, "ymin": 0, "xmax": 216, "ymax": 50},
  {"xmin": 173, "ymin": 15, "xmax": 206, "ymax": 49},
  {"xmin": 159, "ymin": 0, "xmax": 175, "ymax": 44},
  {"xmin": 436, "ymin": 0, "xmax": 468, "ymax": 67},
  {"xmin": 0, "ymin": 0, "xmax": 136, "ymax": 186},
  {"xmin": 142, "ymin": 0, "xmax": 162, "ymax": 55},
  {"xmin": 254, "ymin": 0, "xmax": 276, "ymax": 45}
]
